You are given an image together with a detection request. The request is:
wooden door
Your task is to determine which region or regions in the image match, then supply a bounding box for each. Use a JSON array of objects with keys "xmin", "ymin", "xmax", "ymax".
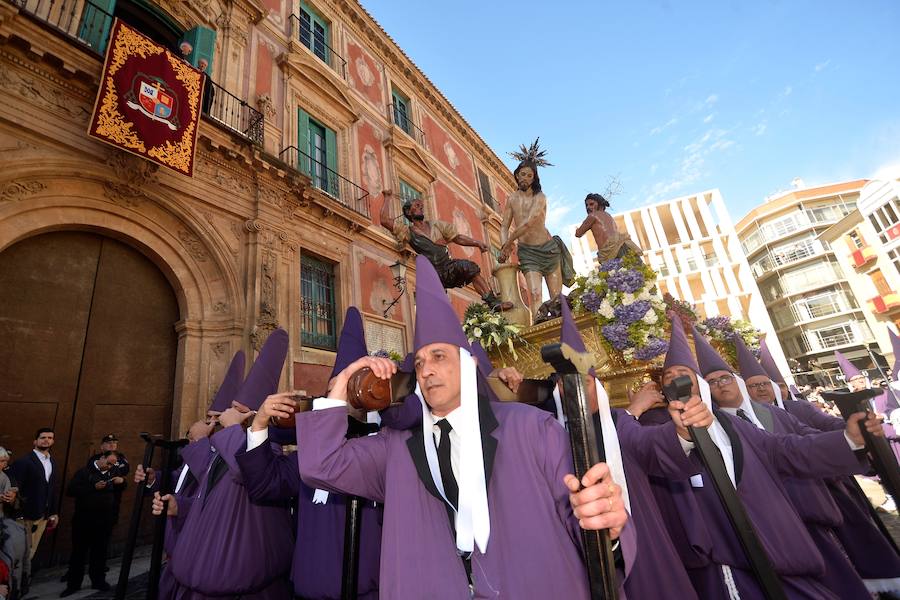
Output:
[{"xmin": 0, "ymin": 231, "xmax": 179, "ymax": 565}]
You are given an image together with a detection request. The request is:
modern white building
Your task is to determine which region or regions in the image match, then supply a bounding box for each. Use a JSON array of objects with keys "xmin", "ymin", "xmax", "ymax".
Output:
[{"xmin": 570, "ymin": 189, "xmax": 792, "ymax": 378}]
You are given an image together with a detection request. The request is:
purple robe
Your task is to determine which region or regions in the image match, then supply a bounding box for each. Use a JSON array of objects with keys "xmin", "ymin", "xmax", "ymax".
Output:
[
  {"xmin": 657, "ymin": 409, "xmax": 867, "ymax": 599},
  {"xmin": 166, "ymin": 425, "xmax": 293, "ymax": 599},
  {"xmin": 297, "ymin": 401, "xmax": 593, "ymax": 600},
  {"xmin": 235, "ymin": 436, "xmax": 381, "ymax": 599},
  {"xmin": 611, "ymin": 410, "xmax": 699, "ymax": 600},
  {"xmin": 757, "ymin": 403, "xmax": 870, "ymax": 599},
  {"xmin": 784, "ymin": 398, "xmax": 900, "ymax": 584}
]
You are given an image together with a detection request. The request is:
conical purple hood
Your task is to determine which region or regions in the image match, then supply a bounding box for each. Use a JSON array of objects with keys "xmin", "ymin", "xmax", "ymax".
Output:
[
  {"xmin": 691, "ymin": 326, "xmax": 731, "ymax": 376},
  {"xmin": 664, "ymin": 315, "xmax": 699, "ymax": 373},
  {"xmin": 560, "ymin": 296, "xmax": 596, "ymax": 377},
  {"xmin": 330, "ymin": 307, "xmax": 368, "ymax": 380},
  {"xmin": 470, "ymin": 340, "xmax": 494, "ymax": 379},
  {"xmin": 209, "ymin": 351, "xmax": 246, "ymax": 412},
  {"xmin": 890, "ymin": 329, "xmax": 900, "ymax": 382},
  {"xmin": 412, "ymin": 256, "xmax": 470, "ymax": 352},
  {"xmin": 735, "ymin": 336, "xmax": 767, "ymax": 380},
  {"xmin": 233, "ymin": 328, "xmax": 288, "ymax": 411},
  {"xmin": 758, "ymin": 339, "xmax": 785, "ymax": 384},
  {"xmin": 834, "ymin": 350, "xmax": 861, "ymax": 380}
]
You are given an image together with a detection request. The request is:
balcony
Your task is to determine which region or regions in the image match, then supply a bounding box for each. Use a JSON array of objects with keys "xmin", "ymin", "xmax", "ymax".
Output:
[
  {"xmin": 851, "ymin": 246, "xmax": 877, "ymax": 269},
  {"xmin": 203, "ymin": 80, "xmax": 264, "ymax": 145},
  {"xmin": 279, "ymin": 146, "xmax": 369, "ymax": 218},
  {"xmin": 868, "ymin": 293, "xmax": 900, "ymax": 315},
  {"xmin": 388, "ymin": 102, "xmax": 426, "ymax": 147},
  {"xmin": 289, "ymin": 14, "xmax": 347, "ymax": 79},
  {"xmin": 7, "ymin": 0, "xmax": 113, "ymax": 55}
]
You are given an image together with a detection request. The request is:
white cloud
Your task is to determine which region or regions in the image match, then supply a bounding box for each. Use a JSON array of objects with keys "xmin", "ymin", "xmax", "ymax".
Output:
[
  {"xmin": 814, "ymin": 59, "xmax": 831, "ymax": 72},
  {"xmin": 871, "ymin": 159, "xmax": 900, "ymax": 181},
  {"xmin": 703, "ymin": 113, "xmax": 715, "ymax": 123},
  {"xmin": 650, "ymin": 163, "xmax": 658, "ymax": 175},
  {"xmin": 705, "ymin": 94, "xmax": 718, "ymax": 106},
  {"xmin": 781, "ymin": 85, "xmax": 792, "ymax": 97},
  {"xmin": 640, "ymin": 128, "xmax": 734, "ymax": 205},
  {"xmin": 650, "ymin": 117, "xmax": 679, "ymax": 136},
  {"xmin": 752, "ymin": 121, "xmax": 767, "ymax": 136},
  {"xmin": 544, "ymin": 193, "xmax": 572, "ymax": 232}
]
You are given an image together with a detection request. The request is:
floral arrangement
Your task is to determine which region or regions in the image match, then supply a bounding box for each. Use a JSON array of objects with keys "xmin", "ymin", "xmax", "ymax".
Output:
[
  {"xmin": 663, "ymin": 293, "xmax": 699, "ymax": 330},
  {"xmin": 462, "ymin": 303, "xmax": 525, "ymax": 359},
  {"xmin": 371, "ymin": 349, "xmax": 404, "ymax": 362},
  {"xmin": 570, "ymin": 252, "xmax": 669, "ymax": 362},
  {"xmin": 696, "ymin": 316, "xmax": 763, "ymax": 366}
]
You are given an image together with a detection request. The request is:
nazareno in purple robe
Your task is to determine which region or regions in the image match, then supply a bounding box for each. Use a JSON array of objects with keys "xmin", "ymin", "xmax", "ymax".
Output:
[
  {"xmin": 755, "ymin": 402, "xmax": 870, "ymax": 599},
  {"xmin": 783, "ymin": 397, "xmax": 900, "ymax": 590},
  {"xmin": 647, "ymin": 406, "xmax": 867, "ymax": 599},
  {"xmin": 297, "ymin": 398, "xmax": 595, "ymax": 600},
  {"xmin": 235, "ymin": 431, "xmax": 381, "ymax": 599},
  {"xmin": 165, "ymin": 425, "xmax": 294, "ymax": 599}
]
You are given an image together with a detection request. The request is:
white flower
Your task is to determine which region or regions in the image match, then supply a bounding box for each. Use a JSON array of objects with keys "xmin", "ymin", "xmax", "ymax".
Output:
[
  {"xmin": 599, "ymin": 300, "xmax": 615, "ymax": 319},
  {"xmin": 621, "ymin": 292, "xmax": 635, "ymax": 305},
  {"xmin": 638, "ymin": 290, "xmax": 651, "ymax": 301},
  {"xmin": 643, "ymin": 310, "xmax": 658, "ymax": 325},
  {"xmin": 473, "ymin": 327, "xmax": 482, "ymax": 338}
]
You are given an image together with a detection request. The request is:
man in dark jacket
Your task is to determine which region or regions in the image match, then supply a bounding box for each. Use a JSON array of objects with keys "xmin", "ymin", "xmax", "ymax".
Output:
[
  {"xmin": 86, "ymin": 434, "xmax": 129, "ymax": 524},
  {"xmin": 60, "ymin": 451, "xmax": 126, "ymax": 596},
  {"xmin": 9, "ymin": 428, "xmax": 58, "ymax": 561}
]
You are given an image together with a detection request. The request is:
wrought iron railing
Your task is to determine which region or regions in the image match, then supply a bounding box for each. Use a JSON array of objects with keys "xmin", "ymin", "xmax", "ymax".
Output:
[
  {"xmin": 388, "ymin": 102, "xmax": 426, "ymax": 146},
  {"xmin": 289, "ymin": 14, "xmax": 347, "ymax": 79},
  {"xmin": 301, "ymin": 254, "xmax": 337, "ymax": 350},
  {"xmin": 279, "ymin": 145, "xmax": 369, "ymax": 218},
  {"xmin": 7, "ymin": 0, "xmax": 114, "ymax": 54},
  {"xmin": 201, "ymin": 79, "xmax": 264, "ymax": 146}
]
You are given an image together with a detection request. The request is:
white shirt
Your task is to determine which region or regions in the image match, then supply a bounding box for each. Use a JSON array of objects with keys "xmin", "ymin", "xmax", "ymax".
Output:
[
  {"xmin": 33, "ymin": 449, "xmax": 52, "ymax": 482},
  {"xmin": 720, "ymin": 404, "xmax": 765, "ymax": 430},
  {"xmin": 718, "ymin": 406, "xmax": 864, "ymax": 451}
]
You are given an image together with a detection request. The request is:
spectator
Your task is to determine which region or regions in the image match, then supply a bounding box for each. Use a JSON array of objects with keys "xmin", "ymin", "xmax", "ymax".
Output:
[
  {"xmin": 86, "ymin": 434, "xmax": 129, "ymax": 525},
  {"xmin": 60, "ymin": 451, "xmax": 125, "ymax": 596},
  {"xmin": 0, "ymin": 448, "xmax": 29, "ymax": 600},
  {"xmin": 9, "ymin": 429, "xmax": 58, "ymax": 561}
]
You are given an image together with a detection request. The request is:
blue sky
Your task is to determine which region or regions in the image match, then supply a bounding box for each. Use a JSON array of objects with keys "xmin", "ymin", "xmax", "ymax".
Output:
[{"xmin": 363, "ymin": 0, "xmax": 900, "ymax": 233}]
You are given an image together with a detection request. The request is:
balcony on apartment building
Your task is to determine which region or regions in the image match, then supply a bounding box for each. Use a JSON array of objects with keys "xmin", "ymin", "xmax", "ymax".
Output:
[
  {"xmin": 388, "ymin": 102, "xmax": 427, "ymax": 147},
  {"xmin": 787, "ymin": 323, "xmax": 870, "ymax": 356},
  {"xmin": 769, "ymin": 289, "xmax": 860, "ymax": 332},
  {"xmin": 750, "ymin": 238, "xmax": 825, "ymax": 279},
  {"xmin": 851, "ymin": 246, "xmax": 877, "ymax": 269},
  {"xmin": 278, "ymin": 145, "xmax": 369, "ymax": 218},
  {"xmin": 741, "ymin": 203, "xmax": 856, "ymax": 256},
  {"xmin": 868, "ymin": 292, "xmax": 900, "ymax": 315},
  {"xmin": 762, "ymin": 261, "xmax": 845, "ymax": 305},
  {"xmin": 6, "ymin": 0, "xmax": 264, "ymax": 145},
  {"xmin": 289, "ymin": 13, "xmax": 347, "ymax": 80}
]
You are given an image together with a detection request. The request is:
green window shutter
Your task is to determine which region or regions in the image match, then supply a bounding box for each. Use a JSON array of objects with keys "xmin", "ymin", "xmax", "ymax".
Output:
[
  {"xmin": 300, "ymin": 1, "xmax": 330, "ymax": 65},
  {"xmin": 324, "ymin": 127, "xmax": 338, "ymax": 197},
  {"xmin": 79, "ymin": 0, "xmax": 116, "ymax": 52},
  {"xmin": 181, "ymin": 26, "xmax": 216, "ymax": 73},
  {"xmin": 297, "ymin": 108, "xmax": 312, "ymax": 177},
  {"xmin": 391, "ymin": 89, "xmax": 411, "ymax": 134},
  {"xmin": 399, "ymin": 180, "xmax": 420, "ymax": 203}
]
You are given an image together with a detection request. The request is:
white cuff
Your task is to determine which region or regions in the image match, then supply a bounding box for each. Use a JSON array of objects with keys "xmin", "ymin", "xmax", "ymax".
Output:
[
  {"xmin": 313, "ymin": 397, "xmax": 348, "ymax": 411},
  {"xmin": 247, "ymin": 427, "xmax": 269, "ymax": 451},
  {"xmin": 678, "ymin": 434, "xmax": 695, "ymax": 456},
  {"xmin": 844, "ymin": 431, "xmax": 865, "ymax": 451}
]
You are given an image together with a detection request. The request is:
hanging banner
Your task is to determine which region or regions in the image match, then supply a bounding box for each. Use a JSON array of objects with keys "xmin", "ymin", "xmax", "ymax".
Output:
[{"xmin": 88, "ymin": 19, "xmax": 204, "ymax": 176}]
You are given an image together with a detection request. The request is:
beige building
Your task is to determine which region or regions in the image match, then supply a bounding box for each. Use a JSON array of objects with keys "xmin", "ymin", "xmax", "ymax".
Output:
[
  {"xmin": 820, "ymin": 179, "xmax": 900, "ymax": 376},
  {"xmin": 573, "ymin": 189, "xmax": 791, "ymax": 377},
  {"xmin": 735, "ymin": 180, "xmax": 868, "ymax": 386},
  {"xmin": 0, "ymin": 0, "xmax": 513, "ymax": 564}
]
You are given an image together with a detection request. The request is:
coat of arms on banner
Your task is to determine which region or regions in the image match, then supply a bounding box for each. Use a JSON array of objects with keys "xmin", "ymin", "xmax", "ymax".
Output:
[{"xmin": 88, "ymin": 19, "xmax": 204, "ymax": 176}]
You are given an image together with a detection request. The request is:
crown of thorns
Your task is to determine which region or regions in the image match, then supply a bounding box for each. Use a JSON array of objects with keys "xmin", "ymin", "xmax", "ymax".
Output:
[{"xmin": 509, "ymin": 138, "xmax": 553, "ymax": 168}]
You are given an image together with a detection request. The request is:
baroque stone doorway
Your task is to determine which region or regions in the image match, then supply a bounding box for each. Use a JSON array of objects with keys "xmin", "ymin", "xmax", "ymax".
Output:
[{"xmin": 0, "ymin": 230, "xmax": 179, "ymax": 566}]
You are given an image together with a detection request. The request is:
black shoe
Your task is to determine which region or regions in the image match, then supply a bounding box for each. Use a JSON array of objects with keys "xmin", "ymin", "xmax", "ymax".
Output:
[
  {"xmin": 91, "ymin": 581, "xmax": 111, "ymax": 591},
  {"xmin": 60, "ymin": 587, "xmax": 80, "ymax": 597},
  {"xmin": 59, "ymin": 573, "xmax": 69, "ymax": 583}
]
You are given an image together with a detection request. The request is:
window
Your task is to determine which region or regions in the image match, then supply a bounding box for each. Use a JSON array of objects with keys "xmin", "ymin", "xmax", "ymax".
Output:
[
  {"xmin": 391, "ymin": 88, "xmax": 412, "ymax": 135},
  {"xmin": 800, "ymin": 291, "xmax": 843, "ymax": 319},
  {"xmin": 847, "ymin": 230, "xmax": 865, "ymax": 249},
  {"xmin": 871, "ymin": 269, "xmax": 892, "ymax": 296},
  {"xmin": 476, "ymin": 168, "xmax": 497, "ymax": 210},
  {"xmin": 297, "ymin": 109, "xmax": 337, "ymax": 196},
  {"xmin": 301, "ymin": 254, "xmax": 337, "ymax": 350},
  {"xmin": 398, "ymin": 179, "xmax": 421, "ymax": 204},
  {"xmin": 298, "ymin": 2, "xmax": 329, "ymax": 64},
  {"xmin": 888, "ymin": 248, "xmax": 900, "ymax": 277},
  {"xmin": 814, "ymin": 324, "xmax": 855, "ymax": 349}
]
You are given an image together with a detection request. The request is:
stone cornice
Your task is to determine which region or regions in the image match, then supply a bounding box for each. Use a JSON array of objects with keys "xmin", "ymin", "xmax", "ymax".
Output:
[
  {"xmin": 333, "ymin": 0, "xmax": 515, "ymax": 190},
  {"xmin": 279, "ymin": 49, "xmax": 361, "ymax": 124}
]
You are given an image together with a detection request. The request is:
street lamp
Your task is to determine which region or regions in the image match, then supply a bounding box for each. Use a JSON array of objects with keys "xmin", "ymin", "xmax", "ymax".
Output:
[{"xmin": 382, "ymin": 259, "xmax": 407, "ymax": 318}]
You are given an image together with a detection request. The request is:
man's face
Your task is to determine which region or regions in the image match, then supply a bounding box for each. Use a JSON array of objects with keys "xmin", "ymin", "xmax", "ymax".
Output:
[
  {"xmin": 662, "ymin": 366, "xmax": 699, "ymax": 396},
  {"xmin": 407, "ymin": 199, "xmax": 425, "ymax": 221},
  {"xmin": 705, "ymin": 370, "xmax": 742, "ymax": 408},
  {"xmin": 849, "ymin": 375, "xmax": 867, "ymax": 392},
  {"xmin": 34, "ymin": 432, "xmax": 54, "ymax": 451},
  {"xmin": 516, "ymin": 166, "xmax": 534, "ymax": 191},
  {"xmin": 585, "ymin": 199, "xmax": 598, "ymax": 214},
  {"xmin": 100, "ymin": 440, "xmax": 118, "ymax": 453},
  {"xmin": 99, "ymin": 453, "xmax": 118, "ymax": 470},
  {"xmin": 745, "ymin": 375, "xmax": 774, "ymax": 403},
  {"xmin": 0, "ymin": 456, "xmax": 8, "ymax": 471},
  {"xmin": 415, "ymin": 343, "xmax": 462, "ymax": 417}
]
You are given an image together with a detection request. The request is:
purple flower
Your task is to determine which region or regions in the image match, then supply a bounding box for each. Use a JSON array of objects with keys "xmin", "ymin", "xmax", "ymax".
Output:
[
  {"xmin": 635, "ymin": 338, "xmax": 669, "ymax": 361},
  {"xmin": 371, "ymin": 350, "xmax": 391, "ymax": 358},
  {"xmin": 581, "ymin": 290, "xmax": 602, "ymax": 313},
  {"xmin": 601, "ymin": 323, "xmax": 632, "ymax": 350},
  {"xmin": 599, "ymin": 258, "xmax": 623, "ymax": 273},
  {"xmin": 702, "ymin": 315, "xmax": 733, "ymax": 333},
  {"xmin": 607, "ymin": 269, "xmax": 645, "ymax": 293},
  {"xmin": 614, "ymin": 300, "xmax": 651, "ymax": 325}
]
